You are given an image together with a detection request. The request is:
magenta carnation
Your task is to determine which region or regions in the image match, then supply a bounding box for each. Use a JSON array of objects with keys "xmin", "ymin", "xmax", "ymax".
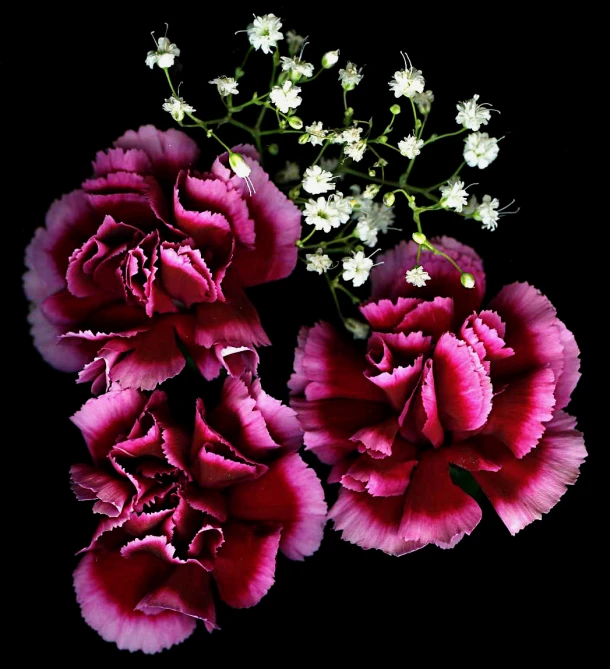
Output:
[
  {"xmin": 24, "ymin": 126, "xmax": 302, "ymax": 392},
  {"xmin": 69, "ymin": 374, "xmax": 326, "ymax": 653},
  {"xmin": 289, "ymin": 237, "xmax": 586, "ymax": 555}
]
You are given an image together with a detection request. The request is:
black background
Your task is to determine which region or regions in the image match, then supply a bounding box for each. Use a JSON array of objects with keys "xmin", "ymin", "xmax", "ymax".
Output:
[{"xmin": 16, "ymin": 5, "xmax": 599, "ymax": 663}]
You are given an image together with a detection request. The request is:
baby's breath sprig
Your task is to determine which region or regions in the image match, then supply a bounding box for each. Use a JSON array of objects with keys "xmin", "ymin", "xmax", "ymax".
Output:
[{"xmin": 146, "ymin": 16, "xmax": 512, "ymax": 336}]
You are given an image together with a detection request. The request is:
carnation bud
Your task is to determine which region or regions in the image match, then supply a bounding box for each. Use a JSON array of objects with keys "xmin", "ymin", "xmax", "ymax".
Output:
[
  {"xmin": 460, "ymin": 272, "xmax": 476, "ymax": 289},
  {"xmin": 390, "ymin": 104, "xmax": 401, "ymax": 115},
  {"xmin": 322, "ymin": 50, "xmax": 340, "ymax": 68},
  {"xmin": 288, "ymin": 116, "xmax": 304, "ymax": 130},
  {"xmin": 383, "ymin": 192, "xmax": 395, "ymax": 207},
  {"xmin": 412, "ymin": 232, "xmax": 427, "ymax": 245}
]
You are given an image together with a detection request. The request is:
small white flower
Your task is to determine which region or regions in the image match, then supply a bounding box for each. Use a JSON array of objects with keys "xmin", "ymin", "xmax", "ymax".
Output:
[
  {"xmin": 162, "ymin": 95, "xmax": 195, "ymax": 122},
  {"xmin": 304, "ymin": 197, "xmax": 342, "ymax": 233},
  {"xmin": 209, "ymin": 76, "xmax": 239, "ymax": 97},
  {"xmin": 342, "ymin": 251, "xmax": 375, "ymax": 287},
  {"xmin": 339, "ymin": 62, "xmax": 363, "ymax": 90},
  {"xmin": 340, "ymin": 125, "xmax": 363, "ymax": 145},
  {"xmin": 456, "ymin": 94, "xmax": 493, "ymax": 131},
  {"xmin": 246, "ymin": 14, "xmax": 283, "ymax": 54},
  {"xmin": 398, "ymin": 135, "xmax": 424, "ymax": 159},
  {"xmin": 286, "ymin": 30, "xmax": 305, "ymax": 56},
  {"xmin": 306, "ymin": 248, "xmax": 333, "ymax": 274},
  {"xmin": 146, "ymin": 35, "xmax": 180, "ymax": 69},
  {"xmin": 439, "ymin": 179, "xmax": 469, "ymax": 212},
  {"xmin": 344, "ymin": 318, "xmax": 370, "ymax": 340},
  {"xmin": 275, "ymin": 161, "xmax": 300, "ymax": 184},
  {"xmin": 389, "ymin": 53, "xmax": 425, "ymax": 99},
  {"xmin": 414, "ymin": 90, "xmax": 434, "ymax": 114},
  {"xmin": 270, "ymin": 80, "xmax": 302, "ymax": 114},
  {"xmin": 328, "ymin": 192, "xmax": 353, "ymax": 223},
  {"xmin": 477, "ymin": 194, "xmax": 501, "ymax": 230},
  {"xmin": 464, "ymin": 132, "xmax": 499, "ymax": 169},
  {"xmin": 356, "ymin": 219, "xmax": 379, "ymax": 247},
  {"xmin": 280, "ymin": 56, "xmax": 314, "ymax": 79},
  {"xmin": 305, "ymin": 121, "xmax": 328, "ymax": 146},
  {"xmin": 344, "ymin": 140, "xmax": 366, "ymax": 162},
  {"xmin": 405, "ymin": 265, "xmax": 431, "ymax": 287},
  {"xmin": 302, "ymin": 165, "xmax": 336, "ymax": 194}
]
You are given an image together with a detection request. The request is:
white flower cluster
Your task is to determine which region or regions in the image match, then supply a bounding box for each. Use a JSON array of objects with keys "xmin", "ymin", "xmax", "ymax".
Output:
[
  {"xmin": 302, "ymin": 166, "xmax": 336, "ymax": 194},
  {"xmin": 439, "ymin": 179, "xmax": 469, "ymax": 212},
  {"xmin": 405, "ymin": 265, "xmax": 431, "ymax": 287},
  {"xmin": 389, "ymin": 53, "xmax": 425, "ymax": 99},
  {"xmin": 398, "ymin": 135, "xmax": 424, "ymax": 160},
  {"xmin": 456, "ymin": 94, "xmax": 493, "ymax": 131},
  {"xmin": 247, "ymin": 13, "xmax": 283, "ymax": 54},
  {"xmin": 304, "ymin": 193, "xmax": 353, "ymax": 233},
  {"xmin": 464, "ymin": 132, "xmax": 499, "ymax": 169}
]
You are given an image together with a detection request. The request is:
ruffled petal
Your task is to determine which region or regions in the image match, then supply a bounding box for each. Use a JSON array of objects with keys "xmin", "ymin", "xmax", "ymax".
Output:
[
  {"xmin": 73, "ymin": 550, "xmax": 196, "ymax": 654},
  {"xmin": 474, "ymin": 411, "xmax": 587, "ymax": 535},
  {"xmin": 214, "ymin": 521, "xmax": 282, "ymax": 608},
  {"xmin": 229, "ymin": 453, "xmax": 327, "ymax": 560},
  {"xmin": 483, "ymin": 367, "xmax": 557, "ymax": 458},
  {"xmin": 399, "ymin": 449, "xmax": 482, "ymax": 548},
  {"xmin": 329, "ymin": 489, "xmax": 425, "ymax": 556}
]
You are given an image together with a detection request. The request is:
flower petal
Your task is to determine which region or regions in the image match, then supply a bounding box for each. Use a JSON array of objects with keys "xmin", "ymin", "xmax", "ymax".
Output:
[
  {"xmin": 229, "ymin": 453, "xmax": 327, "ymax": 560},
  {"xmin": 214, "ymin": 521, "xmax": 282, "ymax": 608},
  {"xmin": 73, "ymin": 550, "xmax": 196, "ymax": 654},
  {"xmin": 474, "ymin": 411, "xmax": 587, "ymax": 535}
]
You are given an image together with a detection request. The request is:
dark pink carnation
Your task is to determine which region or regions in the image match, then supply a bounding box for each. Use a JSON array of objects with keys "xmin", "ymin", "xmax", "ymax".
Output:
[
  {"xmin": 24, "ymin": 126, "xmax": 302, "ymax": 391},
  {"xmin": 289, "ymin": 237, "xmax": 586, "ymax": 555},
  {"xmin": 70, "ymin": 375, "xmax": 326, "ymax": 653}
]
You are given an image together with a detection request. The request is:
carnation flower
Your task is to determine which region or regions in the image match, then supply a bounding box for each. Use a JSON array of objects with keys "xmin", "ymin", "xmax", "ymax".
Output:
[
  {"xmin": 70, "ymin": 375, "xmax": 326, "ymax": 652},
  {"xmin": 290, "ymin": 237, "xmax": 585, "ymax": 555},
  {"xmin": 23, "ymin": 126, "xmax": 302, "ymax": 393}
]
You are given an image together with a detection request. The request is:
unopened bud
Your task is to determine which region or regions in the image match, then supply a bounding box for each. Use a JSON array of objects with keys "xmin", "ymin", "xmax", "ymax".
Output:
[
  {"xmin": 390, "ymin": 104, "xmax": 401, "ymax": 115},
  {"xmin": 461, "ymin": 272, "xmax": 476, "ymax": 289},
  {"xmin": 412, "ymin": 232, "xmax": 427, "ymax": 245},
  {"xmin": 228, "ymin": 152, "xmax": 251, "ymax": 178},
  {"xmin": 298, "ymin": 133, "xmax": 310, "ymax": 145},
  {"xmin": 383, "ymin": 192, "xmax": 395, "ymax": 207},
  {"xmin": 322, "ymin": 50, "xmax": 340, "ymax": 68},
  {"xmin": 344, "ymin": 318, "xmax": 370, "ymax": 340},
  {"xmin": 267, "ymin": 143, "xmax": 279, "ymax": 156},
  {"xmin": 288, "ymin": 116, "xmax": 303, "ymax": 130}
]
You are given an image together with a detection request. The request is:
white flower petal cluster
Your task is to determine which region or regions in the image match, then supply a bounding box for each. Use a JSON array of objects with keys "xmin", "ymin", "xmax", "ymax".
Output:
[
  {"xmin": 344, "ymin": 140, "xmax": 366, "ymax": 162},
  {"xmin": 280, "ymin": 56, "xmax": 314, "ymax": 79},
  {"xmin": 405, "ymin": 265, "xmax": 431, "ymax": 287},
  {"xmin": 339, "ymin": 61, "xmax": 363, "ymax": 90},
  {"xmin": 270, "ymin": 80, "xmax": 302, "ymax": 114},
  {"xmin": 339, "ymin": 125, "xmax": 363, "ymax": 145},
  {"xmin": 275, "ymin": 161, "xmax": 300, "ymax": 184},
  {"xmin": 305, "ymin": 121, "xmax": 328, "ymax": 146},
  {"xmin": 456, "ymin": 94, "xmax": 492, "ymax": 131},
  {"xmin": 342, "ymin": 251, "xmax": 374, "ymax": 287},
  {"xmin": 464, "ymin": 132, "xmax": 499, "ymax": 169},
  {"xmin": 162, "ymin": 95, "xmax": 195, "ymax": 122},
  {"xmin": 209, "ymin": 76, "xmax": 239, "ymax": 97},
  {"xmin": 286, "ymin": 30, "xmax": 305, "ymax": 56},
  {"xmin": 306, "ymin": 248, "xmax": 333, "ymax": 274},
  {"xmin": 389, "ymin": 67, "xmax": 425, "ymax": 99},
  {"xmin": 439, "ymin": 179, "xmax": 469, "ymax": 212},
  {"xmin": 398, "ymin": 135, "xmax": 424, "ymax": 159},
  {"xmin": 247, "ymin": 14, "xmax": 283, "ymax": 54},
  {"xmin": 146, "ymin": 36, "xmax": 180, "ymax": 69},
  {"xmin": 465, "ymin": 194, "xmax": 501, "ymax": 230},
  {"xmin": 302, "ymin": 165, "xmax": 336, "ymax": 194},
  {"xmin": 304, "ymin": 193, "xmax": 352, "ymax": 232},
  {"xmin": 356, "ymin": 219, "xmax": 379, "ymax": 247}
]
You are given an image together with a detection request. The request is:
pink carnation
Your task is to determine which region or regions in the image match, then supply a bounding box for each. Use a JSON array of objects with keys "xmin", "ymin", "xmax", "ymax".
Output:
[
  {"xmin": 69, "ymin": 374, "xmax": 326, "ymax": 653},
  {"xmin": 24, "ymin": 126, "xmax": 302, "ymax": 392},
  {"xmin": 289, "ymin": 237, "xmax": 586, "ymax": 555}
]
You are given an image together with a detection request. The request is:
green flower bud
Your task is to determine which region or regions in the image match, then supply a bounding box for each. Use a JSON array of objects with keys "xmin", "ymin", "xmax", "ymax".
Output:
[
  {"xmin": 383, "ymin": 192, "xmax": 395, "ymax": 207},
  {"xmin": 378, "ymin": 135, "xmax": 388, "ymax": 144},
  {"xmin": 288, "ymin": 186, "xmax": 301, "ymax": 200},
  {"xmin": 298, "ymin": 133, "xmax": 310, "ymax": 145},
  {"xmin": 267, "ymin": 143, "xmax": 279, "ymax": 156},
  {"xmin": 368, "ymin": 169, "xmax": 376, "ymax": 178},
  {"xmin": 288, "ymin": 116, "xmax": 304, "ymax": 130},
  {"xmin": 461, "ymin": 272, "xmax": 476, "ymax": 289},
  {"xmin": 390, "ymin": 104, "xmax": 401, "ymax": 115},
  {"xmin": 322, "ymin": 50, "xmax": 340, "ymax": 68},
  {"xmin": 412, "ymin": 232, "xmax": 427, "ymax": 245}
]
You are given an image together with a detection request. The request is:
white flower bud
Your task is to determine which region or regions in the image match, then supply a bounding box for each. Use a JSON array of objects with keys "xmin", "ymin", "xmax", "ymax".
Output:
[{"xmin": 322, "ymin": 50, "xmax": 340, "ymax": 68}]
